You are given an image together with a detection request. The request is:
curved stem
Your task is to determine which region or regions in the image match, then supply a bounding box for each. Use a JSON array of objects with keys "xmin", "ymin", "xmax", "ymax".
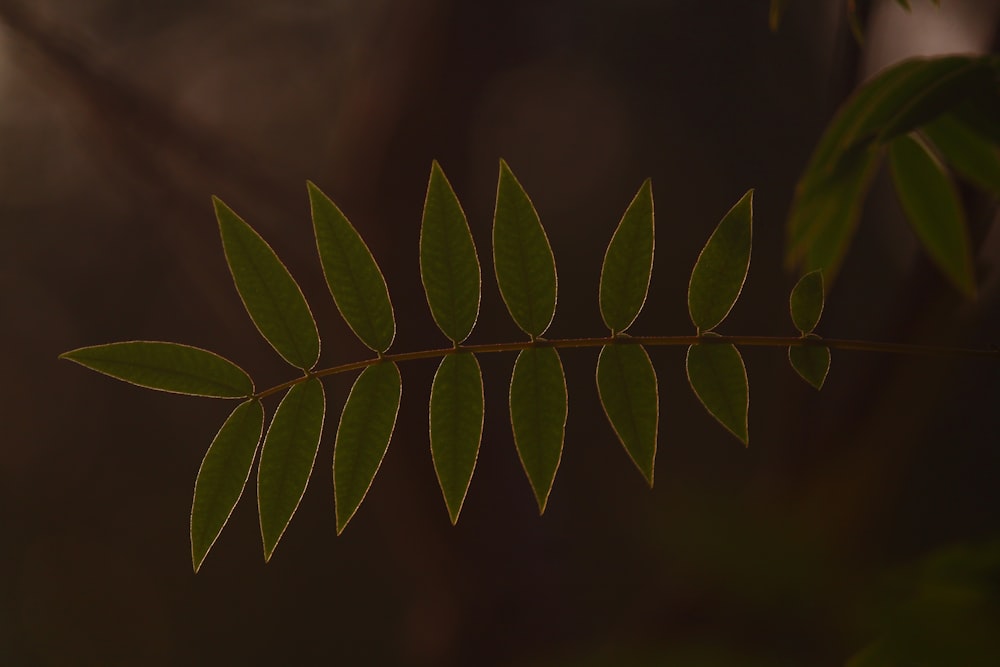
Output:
[{"xmin": 252, "ymin": 334, "xmax": 999, "ymax": 399}]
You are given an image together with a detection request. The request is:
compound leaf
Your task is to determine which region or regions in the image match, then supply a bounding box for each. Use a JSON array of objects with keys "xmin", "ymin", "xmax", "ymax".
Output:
[
  {"xmin": 922, "ymin": 113, "xmax": 1000, "ymax": 197},
  {"xmin": 686, "ymin": 341, "xmax": 749, "ymax": 445},
  {"xmin": 493, "ymin": 160, "xmax": 557, "ymax": 338},
  {"xmin": 215, "ymin": 198, "xmax": 320, "ymax": 370},
  {"xmin": 600, "ymin": 179, "xmax": 655, "ymax": 334},
  {"xmin": 309, "ymin": 181, "xmax": 396, "ymax": 353},
  {"xmin": 430, "ymin": 352, "xmax": 484, "ymax": 524},
  {"xmin": 191, "ymin": 399, "xmax": 264, "ymax": 572},
  {"xmin": 509, "ymin": 346, "xmax": 566, "ymax": 513},
  {"xmin": 60, "ymin": 341, "xmax": 254, "ymax": 398},
  {"xmin": 688, "ymin": 190, "xmax": 753, "ymax": 332},
  {"xmin": 420, "ymin": 161, "xmax": 482, "ymax": 344},
  {"xmin": 333, "ymin": 361, "xmax": 402, "ymax": 534},
  {"xmin": 889, "ymin": 134, "xmax": 976, "ymax": 297},
  {"xmin": 258, "ymin": 377, "xmax": 326, "ymax": 561},
  {"xmin": 789, "ymin": 339, "xmax": 831, "ymax": 390},
  {"xmin": 789, "ymin": 270, "xmax": 825, "ymax": 335},
  {"xmin": 596, "ymin": 343, "xmax": 658, "ymax": 485}
]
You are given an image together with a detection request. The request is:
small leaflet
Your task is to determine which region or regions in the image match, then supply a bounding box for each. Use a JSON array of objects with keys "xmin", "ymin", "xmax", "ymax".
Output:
[
  {"xmin": 333, "ymin": 361, "xmax": 402, "ymax": 534},
  {"xmin": 788, "ymin": 339, "xmax": 831, "ymax": 390},
  {"xmin": 688, "ymin": 190, "xmax": 753, "ymax": 333},
  {"xmin": 257, "ymin": 377, "xmax": 326, "ymax": 561},
  {"xmin": 493, "ymin": 160, "xmax": 558, "ymax": 339},
  {"xmin": 429, "ymin": 352, "xmax": 485, "ymax": 524},
  {"xmin": 60, "ymin": 341, "xmax": 254, "ymax": 398},
  {"xmin": 420, "ymin": 161, "xmax": 482, "ymax": 344},
  {"xmin": 599, "ymin": 179, "xmax": 655, "ymax": 334},
  {"xmin": 191, "ymin": 399, "xmax": 265, "ymax": 572},
  {"xmin": 596, "ymin": 343, "xmax": 658, "ymax": 485},
  {"xmin": 789, "ymin": 270, "xmax": 825, "ymax": 335},
  {"xmin": 215, "ymin": 198, "xmax": 320, "ymax": 370},
  {"xmin": 509, "ymin": 346, "xmax": 567, "ymax": 513},
  {"xmin": 686, "ymin": 341, "xmax": 749, "ymax": 446},
  {"xmin": 309, "ymin": 182, "xmax": 396, "ymax": 353},
  {"xmin": 923, "ymin": 113, "xmax": 1000, "ymax": 197},
  {"xmin": 888, "ymin": 134, "xmax": 976, "ymax": 297}
]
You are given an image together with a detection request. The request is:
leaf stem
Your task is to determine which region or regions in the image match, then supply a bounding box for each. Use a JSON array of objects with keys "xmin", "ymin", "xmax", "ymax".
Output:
[{"xmin": 252, "ymin": 334, "xmax": 999, "ymax": 399}]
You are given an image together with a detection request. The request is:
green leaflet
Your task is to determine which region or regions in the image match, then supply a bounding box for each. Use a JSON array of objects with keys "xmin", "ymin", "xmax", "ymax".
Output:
[
  {"xmin": 257, "ymin": 377, "xmax": 326, "ymax": 561},
  {"xmin": 686, "ymin": 341, "xmax": 749, "ymax": 445},
  {"xmin": 596, "ymin": 343, "xmax": 658, "ymax": 485},
  {"xmin": 215, "ymin": 198, "xmax": 320, "ymax": 370},
  {"xmin": 688, "ymin": 190, "xmax": 753, "ymax": 333},
  {"xmin": 429, "ymin": 352, "xmax": 484, "ymax": 524},
  {"xmin": 308, "ymin": 181, "xmax": 396, "ymax": 353},
  {"xmin": 333, "ymin": 361, "xmax": 402, "ymax": 534},
  {"xmin": 789, "ymin": 339, "xmax": 831, "ymax": 390},
  {"xmin": 493, "ymin": 160, "xmax": 558, "ymax": 339},
  {"xmin": 923, "ymin": 113, "xmax": 1000, "ymax": 197},
  {"xmin": 420, "ymin": 161, "xmax": 482, "ymax": 344},
  {"xmin": 509, "ymin": 346, "xmax": 567, "ymax": 513},
  {"xmin": 191, "ymin": 399, "xmax": 264, "ymax": 572},
  {"xmin": 599, "ymin": 179, "xmax": 655, "ymax": 334},
  {"xmin": 60, "ymin": 341, "xmax": 254, "ymax": 398},
  {"xmin": 889, "ymin": 134, "xmax": 976, "ymax": 297},
  {"xmin": 789, "ymin": 270, "xmax": 824, "ymax": 335}
]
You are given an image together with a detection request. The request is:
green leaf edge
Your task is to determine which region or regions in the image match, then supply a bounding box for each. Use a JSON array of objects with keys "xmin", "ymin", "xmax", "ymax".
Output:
[
  {"xmin": 595, "ymin": 342, "xmax": 658, "ymax": 486},
  {"xmin": 788, "ymin": 338, "xmax": 831, "ymax": 390},
  {"xmin": 599, "ymin": 179, "xmax": 655, "ymax": 335},
  {"xmin": 789, "ymin": 269, "xmax": 825, "ymax": 335},
  {"xmin": 685, "ymin": 341, "xmax": 749, "ymax": 446}
]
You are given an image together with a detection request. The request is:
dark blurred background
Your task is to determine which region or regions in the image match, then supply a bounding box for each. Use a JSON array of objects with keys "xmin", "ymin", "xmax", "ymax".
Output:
[{"xmin": 3, "ymin": 1, "xmax": 1000, "ymax": 665}]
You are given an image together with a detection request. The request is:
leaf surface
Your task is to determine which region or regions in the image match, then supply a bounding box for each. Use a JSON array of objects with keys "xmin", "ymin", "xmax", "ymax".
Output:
[
  {"xmin": 789, "ymin": 340, "xmax": 831, "ymax": 390},
  {"xmin": 922, "ymin": 113, "xmax": 1000, "ymax": 196},
  {"xmin": 430, "ymin": 352, "xmax": 484, "ymax": 524},
  {"xmin": 420, "ymin": 161, "xmax": 482, "ymax": 343},
  {"xmin": 600, "ymin": 179, "xmax": 654, "ymax": 334},
  {"xmin": 889, "ymin": 134, "xmax": 975, "ymax": 297},
  {"xmin": 509, "ymin": 347, "xmax": 566, "ymax": 512},
  {"xmin": 60, "ymin": 341, "xmax": 254, "ymax": 398},
  {"xmin": 686, "ymin": 342, "xmax": 748, "ymax": 445},
  {"xmin": 688, "ymin": 190, "xmax": 753, "ymax": 332},
  {"xmin": 333, "ymin": 362, "xmax": 402, "ymax": 534},
  {"xmin": 215, "ymin": 198, "xmax": 320, "ymax": 370},
  {"xmin": 191, "ymin": 399, "xmax": 264, "ymax": 572},
  {"xmin": 493, "ymin": 160, "xmax": 557, "ymax": 338},
  {"xmin": 789, "ymin": 270, "xmax": 825, "ymax": 335},
  {"xmin": 257, "ymin": 377, "xmax": 326, "ymax": 561},
  {"xmin": 596, "ymin": 343, "xmax": 658, "ymax": 485},
  {"xmin": 309, "ymin": 182, "xmax": 396, "ymax": 353}
]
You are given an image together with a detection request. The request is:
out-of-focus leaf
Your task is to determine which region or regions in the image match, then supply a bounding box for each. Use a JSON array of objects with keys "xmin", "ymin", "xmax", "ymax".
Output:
[
  {"xmin": 509, "ymin": 346, "xmax": 566, "ymax": 513},
  {"xmin": 493, "ymin": 160, "xmax": 557, "ymax": 339},
  {"xmin": 769, "ymin": 0, "xmax": 790, "ymax": 32},
  {"xmin": 788, "ymin": 339, "xmax": 831, "ymax": 390},
  {"xmin": 688, "ymin": 190, "xmax": 753, "ymax": 332},
  {"xmin": 60, "ymin": 341, "xmax": 254, "ymax": 398},
  {"xmin": 789, "ymin": 270, "xmax": 825, "ymax": 335},
  {"xmin": 599, "ymin": 179, "xmax": 654, "ymax": 334},
  {"xmin": 889, "ymin": 134, "xmax": 976, "ymax": 297},
  {"xmin": 686, "ymin": 341, "xmax": 748, "ymax": 445},
  {"xmin": 333, "ymin": 361, "xmax": 402, "ymax": 534},
  {"xmin": 215, "ymin": 198, "xmax": 320, "ymax": 370},
  {"xmin": 895, "ymin": 0, "xmax": 912, "ymax": 11},
  {"xmin": 309, "ymin": 181, "xmax": 396, "ymax": 353},
  {"xmin": 430, "ymin": 352, "xmax": 484, "ymax": 524},
  {"xmin": 420, "ymin": 161, "xmax": 481, "ymax": 344},
  {"xmin": 257, "ymin": 377, "xmax": 325, "ymax": 561},
  {"xmin": 596, "ymin": 343, "xmax": 658, "ymax": 485},
  {"xmin": 922, "ymin": 113, "xmax": 1000, "ymax": 196},
  {"xmin": 191, "ymin": 399, "xmax": 264, "ymax": 572}
]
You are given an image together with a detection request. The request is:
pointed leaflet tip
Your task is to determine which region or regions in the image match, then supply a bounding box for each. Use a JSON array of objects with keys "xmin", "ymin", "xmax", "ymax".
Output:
[
  {"xmin": 215, "ymin": 197, "xmax": 321, "ymax": 370},
  {"xmin": 509, "ymin": 347, "xmax": 567, "ymax": 513},
  {"xmin": 600, "ymin": 179, "xmax": 654, "ymax": 334},
  {"xmin": 493, "ymin": 160, "xmax": 558, "ymax": 339},
  {"xmin": 420, "ymin": 162, "xmax": 482, "ymax": 344},
  {"xmin": 688, "ymin": 190, "xmax": 753, "ymax": 332},
  {"xmin": 686, "ymin": 341, "xmax": 749, "ymax": 446},
  {"xmin": 333, "ymin": 361, "xmax": 402, "ymax": 534},
  {"xmin": 788, "ymin": 338, "xmax": 831, "ymax": 390},
  {"xmin": 789, "ymin": 270, "xmax": 825, "ymax": 335},
  {"xmin": 191, "ymin": 399, "xmax": 265, "ymax": 572},
  {"xmin": 596, "ymin": 343, "xmax": 658, "ymax": 486},
  {"xmin": 309, "ymin": 181, "xmax": 397, "ymax": 353}
]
